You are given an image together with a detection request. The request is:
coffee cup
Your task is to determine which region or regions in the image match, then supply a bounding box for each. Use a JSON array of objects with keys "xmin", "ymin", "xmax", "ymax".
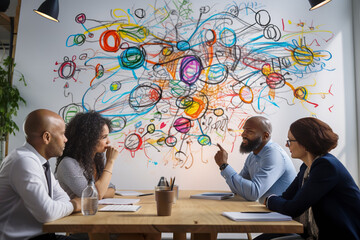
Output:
[{"xmin": 155, "ymin": 190, "xmax": 174, "ymax": 216}]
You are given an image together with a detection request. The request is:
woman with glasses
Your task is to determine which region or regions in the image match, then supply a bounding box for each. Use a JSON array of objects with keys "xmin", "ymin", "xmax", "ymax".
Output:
[{"xmin": 265, "ymin": 117, "xmax": 360, "ymax": 240}]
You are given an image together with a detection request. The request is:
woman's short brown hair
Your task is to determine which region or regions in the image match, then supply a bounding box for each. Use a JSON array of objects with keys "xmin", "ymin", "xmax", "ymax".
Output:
[{"xmin": 290, "ymin": 117, "xmax": 338, "ymax": 156}]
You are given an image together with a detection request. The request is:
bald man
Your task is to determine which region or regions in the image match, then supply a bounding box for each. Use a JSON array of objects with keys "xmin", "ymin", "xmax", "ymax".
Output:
[
  {"xmin": 215, "ymin": 116, "xmax": 296, "ymax": 203},
  {"xmin": 0, "ymin": 109, "xmax": 81, "ymax": 240}
]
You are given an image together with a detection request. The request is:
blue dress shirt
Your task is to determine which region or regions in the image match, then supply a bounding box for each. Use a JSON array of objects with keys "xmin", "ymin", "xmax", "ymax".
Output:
[{"xmin": 221, "ymin": 140, "xmax": 296, "ymax": 203}]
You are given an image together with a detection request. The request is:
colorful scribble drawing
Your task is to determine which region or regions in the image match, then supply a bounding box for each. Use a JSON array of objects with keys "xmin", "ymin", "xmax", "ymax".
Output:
[{"xmin": 54, "ymin": 0, "xmax": 334, "ymax": 168}]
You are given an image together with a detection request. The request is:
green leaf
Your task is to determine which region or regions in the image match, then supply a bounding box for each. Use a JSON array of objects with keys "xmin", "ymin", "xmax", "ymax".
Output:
[{"xmin": 0, "ymin": 56, "xmax": 27, "ymax": 136}]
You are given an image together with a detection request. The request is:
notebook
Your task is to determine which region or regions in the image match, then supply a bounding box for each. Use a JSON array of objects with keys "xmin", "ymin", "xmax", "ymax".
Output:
[
  {"xmin": 99, "ymin": 205, "xmax": 141, "ymax": 212},
  {"xmin": 190, "ymin": 192, "xmax": 234, "ymax": 200},
  {"xmin": 222, "ymin": 212, "xmax": 292, "ymax": 221}
]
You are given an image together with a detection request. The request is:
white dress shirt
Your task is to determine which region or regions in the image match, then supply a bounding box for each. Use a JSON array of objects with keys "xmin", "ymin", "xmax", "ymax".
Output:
[{"xmin": 0, "ymin": 143, "xmax": 74, "ymax": 240}]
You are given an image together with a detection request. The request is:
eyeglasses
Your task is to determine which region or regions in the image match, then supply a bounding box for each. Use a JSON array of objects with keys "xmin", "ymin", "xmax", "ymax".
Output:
[{"xmin": 286, "ymin": 139, "xmax": 297, "ymax": 146}]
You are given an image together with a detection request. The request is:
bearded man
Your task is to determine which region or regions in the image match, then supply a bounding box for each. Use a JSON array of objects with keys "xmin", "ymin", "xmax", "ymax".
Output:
[{"xmin": 214, "ymin": 116, "xmax": 296, "ymax": 203}]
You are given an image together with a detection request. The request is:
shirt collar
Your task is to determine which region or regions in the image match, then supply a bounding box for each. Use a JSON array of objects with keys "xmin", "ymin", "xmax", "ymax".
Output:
[
  {"xmin": 23, "ymin": 142, "xmax": 48, "ymax": 165},
  {"xmin": 254, "ymin": 139, "xmax": 272, "ymax": 157}
]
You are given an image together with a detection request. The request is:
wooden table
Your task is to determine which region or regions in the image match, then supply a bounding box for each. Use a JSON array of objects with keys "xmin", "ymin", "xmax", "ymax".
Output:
[{"xmin": 43, "ymin": 190, "xmax": 303, "ymax": 240}]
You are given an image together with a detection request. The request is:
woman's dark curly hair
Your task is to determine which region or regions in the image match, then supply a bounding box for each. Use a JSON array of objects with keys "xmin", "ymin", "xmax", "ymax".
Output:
[
  {"xmin": 56, "ymin": 111, "xmax": 112, "ymax": 181},
  {"xmin": 290, "ymin": 117, "xmax": 338, "ymax": 156}
]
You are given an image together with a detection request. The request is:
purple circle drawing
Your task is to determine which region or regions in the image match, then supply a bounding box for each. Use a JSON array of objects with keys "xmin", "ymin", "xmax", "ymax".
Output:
[{"xmin": 180, "ymin": 56, "xmax": 202, "ymax": 86}]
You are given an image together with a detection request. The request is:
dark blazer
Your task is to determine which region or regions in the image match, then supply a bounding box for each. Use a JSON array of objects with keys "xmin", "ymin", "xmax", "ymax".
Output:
[{"xmin": 268, "ymin": 153, "xmax": 360, "ymax": 240}]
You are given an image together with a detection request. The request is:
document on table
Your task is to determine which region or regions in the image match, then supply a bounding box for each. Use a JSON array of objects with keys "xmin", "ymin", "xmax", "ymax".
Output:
[
  {"xmin": 222, "ymin": 212, "xmax": 292, "ymax": 221},
  {"xmin": 115, "ymin": 190, "xmax": 145, "ymax": 196},
  {"xmin": 190, "ymin": 192, "xmax": 234, "ymax": 200},
  {"xmin": 98, "ymin": 198, "xmax": 140, "ymax": 205},
  {"xmin": 99, "ymin": 205, "xmax": 141, "ymax": 212}
]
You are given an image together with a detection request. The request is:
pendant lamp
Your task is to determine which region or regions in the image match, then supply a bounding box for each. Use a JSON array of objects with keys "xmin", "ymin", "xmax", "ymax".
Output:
[
  {"xmin": 33, "ymin": 0, "xmax": 59, "ymax": 22},
  {"xmin": 309, "ymin": 0, "xmax": 331, "ymax": 10}
]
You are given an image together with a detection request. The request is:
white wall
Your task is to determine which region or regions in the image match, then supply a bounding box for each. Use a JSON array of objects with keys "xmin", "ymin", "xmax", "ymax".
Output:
[
  {"xmin": 10, "ymin": 0, "xmax": 358, "ymax": 190},
  {"xmin": 353, "ymin": 0, "xmax": 360, "ymax": 185}
]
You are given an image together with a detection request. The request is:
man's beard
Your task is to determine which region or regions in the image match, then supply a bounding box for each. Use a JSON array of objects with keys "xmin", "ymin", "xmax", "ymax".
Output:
[{"xmin": 240, "ymin": 136, "xmax": 262, "ymax": 154}]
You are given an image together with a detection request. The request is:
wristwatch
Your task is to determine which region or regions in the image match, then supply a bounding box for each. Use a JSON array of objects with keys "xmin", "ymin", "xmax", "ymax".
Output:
[{"xmin": 219, "ymin": 163, "xmax": 228, "ymax": 171}]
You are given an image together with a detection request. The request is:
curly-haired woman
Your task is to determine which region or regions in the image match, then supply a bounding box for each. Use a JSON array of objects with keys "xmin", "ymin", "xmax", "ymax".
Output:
[{"xmin": 55, "ymin": 111, "xmax": 119, "ymax": 200}]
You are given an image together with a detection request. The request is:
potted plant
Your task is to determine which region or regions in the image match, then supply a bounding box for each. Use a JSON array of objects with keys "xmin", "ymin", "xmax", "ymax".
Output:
[{"xmin": 0, "ymin": 56, "xmax": 26, "ymax": 162}]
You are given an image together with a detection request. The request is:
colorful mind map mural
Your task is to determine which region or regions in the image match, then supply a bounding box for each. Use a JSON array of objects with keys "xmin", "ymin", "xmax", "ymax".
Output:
[{"xmin": 53, "ymin": 0, "xmax": 335, "ymax": 168}]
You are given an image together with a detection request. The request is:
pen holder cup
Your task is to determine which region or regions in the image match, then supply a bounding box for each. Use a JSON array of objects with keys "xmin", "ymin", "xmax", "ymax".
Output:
[
  {"xmin": 172, "ymin": 185, "xmax": 179, "ymax": 203},
  {"xmin": 155, "ymin": 189, "xmax": 174, "ymax": 216},
  {"xmin": 155, "ymin": 186, "xmax": 170, "ymax": 191},
  {"xmin": 155, "ymin": 185, "xmax": 179, "ymax": 203}
]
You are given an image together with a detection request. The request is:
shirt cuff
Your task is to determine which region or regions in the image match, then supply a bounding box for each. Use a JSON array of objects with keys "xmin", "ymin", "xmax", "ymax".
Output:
[{"xmin": 220, "ymin": 164, "xmax": 237, "ymax": 178}]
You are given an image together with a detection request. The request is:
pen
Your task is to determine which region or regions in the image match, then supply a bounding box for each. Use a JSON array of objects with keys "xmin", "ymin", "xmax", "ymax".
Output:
[
  {"xmin": 137, "ymin": 193, "xmax": 154, "ymax": 197},
  {"xmin": 170, "ymin": 177, "xmax": 175, "ymax": 190}
]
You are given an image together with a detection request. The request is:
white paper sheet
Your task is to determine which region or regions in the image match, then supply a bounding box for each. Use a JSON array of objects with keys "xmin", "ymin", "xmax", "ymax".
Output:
[
  {"xmin": 99, "ymin": 198, "xmax": 140, "ymax": 205},
  {"xmin": 222, "ymin": 212, "xmax": 292, "ymax": 221},
  {"xmin": 115, "ymin": 190, "xmax": 145, "ymax": 196}
]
